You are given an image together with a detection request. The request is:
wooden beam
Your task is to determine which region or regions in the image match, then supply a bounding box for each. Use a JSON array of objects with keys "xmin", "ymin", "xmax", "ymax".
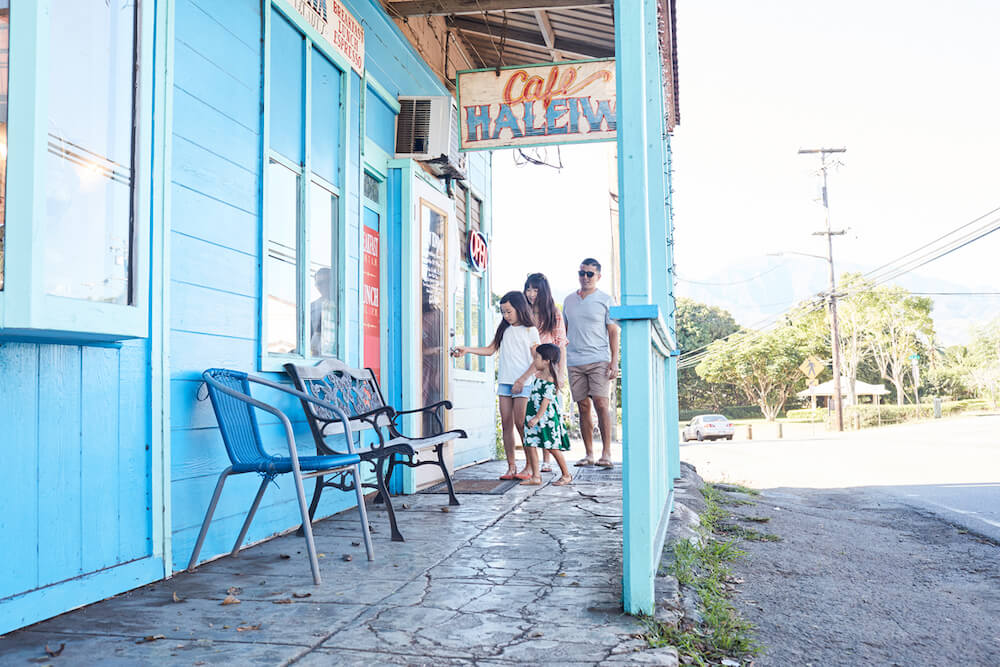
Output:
[
  {"xmin": 533, "ymin": 9, "xmax": 561, "ymax": 60},
  {"xmin": 448, "ymin": 15, "xmax": 614, "ymax": 59},
  {"xmin": 385, "ymin": 0, "xmax": 610, "ymax": 17}
]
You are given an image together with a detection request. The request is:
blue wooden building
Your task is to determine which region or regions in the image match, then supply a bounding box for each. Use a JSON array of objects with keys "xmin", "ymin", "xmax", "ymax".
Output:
[{"xmin": 0, "ymin": 0, "xmax": 679, "ymax": 632}]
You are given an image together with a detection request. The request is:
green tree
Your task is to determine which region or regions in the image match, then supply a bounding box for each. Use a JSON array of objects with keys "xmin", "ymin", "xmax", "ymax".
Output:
[
  {"xmin": 695, "ymin": 323, "xmax": 811, "ymax": 421},
  {"xmin": 674, "ymin": 299, "xmax": 742, "ymax": 410},
  {"xmin": 836, "ymin": 273, "xmax": 881, "ymax": 404},
  {"xmin": 865, "ymin": 286, "xmax": 935, "ymax": 405},
  {"xmin": 966, "ymin": 316, "xmax": 1000, "ymax": 407}
]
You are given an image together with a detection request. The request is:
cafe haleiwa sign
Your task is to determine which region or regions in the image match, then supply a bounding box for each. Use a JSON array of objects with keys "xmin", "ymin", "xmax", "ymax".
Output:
[{"xmin": 457, "ymin": 59, "xmax": 617, "ymax": 152}]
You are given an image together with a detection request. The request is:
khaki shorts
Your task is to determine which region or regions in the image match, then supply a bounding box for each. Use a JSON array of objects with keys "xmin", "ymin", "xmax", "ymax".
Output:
[{"xmin": 568, "ymin": 362, "xmax": 613, "ymax": 403}]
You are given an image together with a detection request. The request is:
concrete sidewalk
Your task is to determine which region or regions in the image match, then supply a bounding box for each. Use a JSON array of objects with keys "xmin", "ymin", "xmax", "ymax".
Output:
[{"xmin": 0, "ymin": 460, "xmax": 676, "ymax": 665}]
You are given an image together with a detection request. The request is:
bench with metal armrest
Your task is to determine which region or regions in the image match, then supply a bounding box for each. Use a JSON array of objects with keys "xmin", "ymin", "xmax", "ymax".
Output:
[{"xmin": 284, "ymin": 358, "xmax": 466, "ymax": 542}]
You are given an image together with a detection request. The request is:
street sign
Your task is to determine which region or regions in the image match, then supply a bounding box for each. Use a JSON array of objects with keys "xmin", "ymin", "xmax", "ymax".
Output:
[
  {"xmin": 909, "ymin": 353, "xmax": 920, "ymax": 361},
  {"xmin": 808, "ymin": 378, "xmax": 819, "ymax": 387},
  {"xmin": 799, "ymin": 356, "xmax": 824, "ymax": 379}
]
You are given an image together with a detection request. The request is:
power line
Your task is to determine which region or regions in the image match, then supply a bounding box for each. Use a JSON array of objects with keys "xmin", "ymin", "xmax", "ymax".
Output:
[{"xmin": 675, "ymin": 260, "xmax": 788, "ymax": 286}]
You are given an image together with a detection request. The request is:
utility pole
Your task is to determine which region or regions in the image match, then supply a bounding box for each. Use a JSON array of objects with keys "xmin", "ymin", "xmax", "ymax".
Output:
[{"xmin": 799, "ymin": 147, "xmax": 846, "ymax": 431}]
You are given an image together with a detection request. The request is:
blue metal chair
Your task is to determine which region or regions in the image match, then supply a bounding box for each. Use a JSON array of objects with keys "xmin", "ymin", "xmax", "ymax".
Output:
[{"xmin": 186, "ymin": 368, "xmax": 374, "ymax": 585}]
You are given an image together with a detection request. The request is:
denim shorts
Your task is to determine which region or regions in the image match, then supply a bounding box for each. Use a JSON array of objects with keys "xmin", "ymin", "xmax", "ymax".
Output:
[{"xmin": 498, "ymin": 382, "xmax": 533, "ymax": 398}]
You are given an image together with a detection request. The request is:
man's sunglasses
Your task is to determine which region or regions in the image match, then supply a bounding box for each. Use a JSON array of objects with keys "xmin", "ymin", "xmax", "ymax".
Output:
[{"xmin": 578, "ymin": 270, "xmax": 596, "ymax": 278}]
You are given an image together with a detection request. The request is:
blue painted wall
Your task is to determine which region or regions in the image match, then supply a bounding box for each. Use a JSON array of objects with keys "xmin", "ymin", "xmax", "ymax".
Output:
[
  {"xmin": 0, "ymin": 340, "xmax": 154, "ymax": 629},
  {"xmin": 0, "ymin": 1, "xmax": 498, "ymax": 629},
  {"xmin": 172, "ymin": 0, "xmax": 494, "ymax": 571}
]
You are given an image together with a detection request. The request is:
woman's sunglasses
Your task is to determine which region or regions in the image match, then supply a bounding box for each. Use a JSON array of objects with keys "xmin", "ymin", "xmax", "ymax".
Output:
[{"xmin": 578, "ymin": 270, "xmax": 596, "ymax": 278}]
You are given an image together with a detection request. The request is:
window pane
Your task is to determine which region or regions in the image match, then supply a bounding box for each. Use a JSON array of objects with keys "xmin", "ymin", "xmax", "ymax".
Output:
[
  {"xmin": 310, "ymin": 49, "xmax": 340, "ymax": 186},
  {"xmin": 471, "ymin": 196, "xmax": 482, "ymax": 232},
  {"xmin": 455, "ymin": 184, "xmax": 468, "ymax": 264},
  {"xmin": 453, "ymin": 275, "xmax": 466, "ymax": 370},
  {"xmin": 420, "ymin": 203, "xmax": 446, "ymax": 435},
  {"xmin": 469, "ymin": 274, "xmax": 481, "ymax": 372},
  {"xmin": 309, "ymin": 181, "xmax": 338, "ymax": 357},
  {"xmin": 363, "ymin": 171, "xmax": 379, "ymax": 204},
  {"xmin": 0, "ymin": 2, "xmax": 8, "ymax": 291},
  {"xmin": 45, "ymin": 0, "xmax": 135, "ymax": 303},
  {"xmin": 266, "ymin": 160, "xmax": 299, "ymax": 354},
  {"xmin": 269, "ymin": 9, "xmax": 304, "ymax": 164}
]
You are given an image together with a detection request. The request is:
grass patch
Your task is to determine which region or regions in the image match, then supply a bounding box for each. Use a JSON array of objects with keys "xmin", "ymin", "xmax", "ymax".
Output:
[
  {"xmin": 643, "ymin": 485, "xmax": 760, "ymax": 665},
  {"xmin": 711, "ymin": 482, "xmax": 760, "ymax": 496},
  {"xmin": 739, "ymin": 515, "xmax": 771, "ymax": 524},
  {"xmin": 715, "ymin": 523, "xmax": 782, "ymax": 542}
]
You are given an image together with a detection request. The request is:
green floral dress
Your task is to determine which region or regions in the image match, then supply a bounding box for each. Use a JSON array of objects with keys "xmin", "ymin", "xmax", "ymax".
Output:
[{"xmin": 524, "ymin": 379, "xmax": 571, "ymax": 451}]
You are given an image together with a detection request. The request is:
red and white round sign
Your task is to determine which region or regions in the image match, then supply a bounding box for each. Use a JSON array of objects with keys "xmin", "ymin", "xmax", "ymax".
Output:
[{"xmin": 468, "ymin": 230, "xmax": 489, "ymax": 273}]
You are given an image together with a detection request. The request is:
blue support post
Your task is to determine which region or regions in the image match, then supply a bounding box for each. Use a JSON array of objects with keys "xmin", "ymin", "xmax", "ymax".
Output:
[{"xmin": 615, "ymin": 0, "xmax": 681, "ymax": 615}]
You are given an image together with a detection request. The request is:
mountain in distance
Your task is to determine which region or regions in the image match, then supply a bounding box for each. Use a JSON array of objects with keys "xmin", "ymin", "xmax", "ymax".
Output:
[{"xmin": 675, "ymin": 256, "xmax": 1000, "ymax": 346}]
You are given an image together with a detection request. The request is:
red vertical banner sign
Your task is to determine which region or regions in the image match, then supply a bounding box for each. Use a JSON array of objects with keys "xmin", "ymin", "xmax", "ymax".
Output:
[{"xmin": 362, "ymin": 225, "xmax": 381, "ymax": 381}]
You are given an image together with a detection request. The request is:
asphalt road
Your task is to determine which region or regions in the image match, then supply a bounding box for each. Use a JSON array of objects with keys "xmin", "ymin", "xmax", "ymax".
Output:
[
  {"xmin": 681, "ymin": 413, "xmax": 1000, "ymax": 542},
  {"xmin": 681, "ymin": 415, "xmax": 1000, "ymax": 665}
]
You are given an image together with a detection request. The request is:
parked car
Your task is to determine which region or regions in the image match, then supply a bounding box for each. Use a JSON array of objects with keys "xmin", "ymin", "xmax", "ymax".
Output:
[{"xmin": 681, "ymin": 414, "xmax": 735, "ymax": 442}]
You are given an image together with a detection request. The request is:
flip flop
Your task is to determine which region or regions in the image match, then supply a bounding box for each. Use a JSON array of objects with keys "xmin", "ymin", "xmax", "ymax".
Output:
[
  {"xmin": 499, "ymin": 473, "xmax": 516, "ymax": 480},
  {"xmin": 540, "ymin": 464, "xmax": 553, "ymax": 473},
  {"xmin": 574, "ymin": 458, "xmax": 595, "ymax": 467},
  {"xmin": 553, "ymin": 477, "xmax": 573, "ymax": 486},
  {"xmin": 513, "ymin": 471, "xmax": 532, "ymax": 480},
  {"xmin": 596, "ymin": 458, "xmax": 614, "ymax": 469}
]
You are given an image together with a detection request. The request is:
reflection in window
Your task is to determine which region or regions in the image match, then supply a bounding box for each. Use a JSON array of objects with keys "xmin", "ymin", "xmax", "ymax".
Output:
[
  {"xmin": 266, "ymin": 160, "xmax": 299, "ymax": 354},
  {"xmin": 470, "ymin": 276, "xmax": 482, "ymax": 372},
  {"xmin": 421, "ymin": 203, "xmax": 445, "ymax": 436},
  {"xmin": 44, "ymin": 0, "xmax": 136, "ymax": 303},
  {"xmin": 0, "ymin": 2, "xmax": 8, "ymax": 291},
  {"xmin": 309, "ymin": 181, "xmax": 338, "ymax": 357},
  {"xmin": 453, "ymin": 277, "xmax": 466, "ymax": 371}
]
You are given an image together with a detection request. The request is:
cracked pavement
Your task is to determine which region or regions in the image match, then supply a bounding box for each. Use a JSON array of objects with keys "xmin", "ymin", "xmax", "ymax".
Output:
[{"xmin": 0, "ymin": 460, "xmax": 674, "ymax": 665}]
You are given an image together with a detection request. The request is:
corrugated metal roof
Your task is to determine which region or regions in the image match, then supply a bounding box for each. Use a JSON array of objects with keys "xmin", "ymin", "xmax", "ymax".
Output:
[{"xmin": 382, "ymin": 0, "xmax": 679, "ymax": 129}]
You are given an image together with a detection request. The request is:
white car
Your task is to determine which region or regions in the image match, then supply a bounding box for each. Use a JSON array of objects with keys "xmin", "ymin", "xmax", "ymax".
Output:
[{"xmin": 682, "ymin": 414, "xmax": 735, "ymax": 442}]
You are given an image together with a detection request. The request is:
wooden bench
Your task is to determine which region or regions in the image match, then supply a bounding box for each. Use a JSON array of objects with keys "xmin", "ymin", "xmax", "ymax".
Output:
[{"xmin": 284, "ymin": 359, "xmax": 466, "ymax": 542}]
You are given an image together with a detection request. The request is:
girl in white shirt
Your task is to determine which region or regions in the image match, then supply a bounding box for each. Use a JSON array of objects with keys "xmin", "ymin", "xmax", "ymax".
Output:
[{"xmin": 452, "ymin": 291, "xmax": 539, "ymax": 480}]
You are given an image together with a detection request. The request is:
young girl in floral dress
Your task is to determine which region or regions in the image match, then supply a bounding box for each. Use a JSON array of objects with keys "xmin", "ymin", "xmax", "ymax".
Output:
[{"xmin": 522, "ymin": 344, "xmax": 573, "ymax": 486}]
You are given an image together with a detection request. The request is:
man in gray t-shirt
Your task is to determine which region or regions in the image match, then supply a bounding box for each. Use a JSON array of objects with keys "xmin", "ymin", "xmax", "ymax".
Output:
[{"xmin": 563, "ymin": 258, "xmax": 619, "ymax": 468}]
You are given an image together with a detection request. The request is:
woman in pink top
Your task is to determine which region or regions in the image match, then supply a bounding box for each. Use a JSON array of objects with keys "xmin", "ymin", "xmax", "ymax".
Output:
[{"xmin": 524, "ymin": 273, "xmax": 568, "ymax": 473}]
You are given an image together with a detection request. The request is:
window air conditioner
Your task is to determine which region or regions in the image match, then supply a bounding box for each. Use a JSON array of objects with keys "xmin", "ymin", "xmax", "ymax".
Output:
[{"xmin": 395, "ymin": 95, "xmax": 467, "ymax": 180}]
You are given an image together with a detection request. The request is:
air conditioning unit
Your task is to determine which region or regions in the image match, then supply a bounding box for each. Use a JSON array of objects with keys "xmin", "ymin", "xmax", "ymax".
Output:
[{"xmin": 395, "ymin": 95, "xmax": 467, "ymax": 180}]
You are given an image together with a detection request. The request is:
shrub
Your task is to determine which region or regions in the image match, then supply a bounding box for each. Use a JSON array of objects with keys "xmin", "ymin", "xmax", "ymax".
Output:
[
  {"xmin": 680, "ymin": 405, "xmax": 765, "ymax": 422},
  {"xmin": 787, "ymin": 398, "xmax": 991, "ymax": 428}
]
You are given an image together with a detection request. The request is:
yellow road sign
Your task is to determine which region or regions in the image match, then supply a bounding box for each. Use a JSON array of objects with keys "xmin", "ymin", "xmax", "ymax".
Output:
[
  {"xmin": 808, "ymin": 378, "xmax": 819, "ymax": 387},
  {"xmin": 799, "ymin": 356, "xmax": 824, "ymax": 379}
]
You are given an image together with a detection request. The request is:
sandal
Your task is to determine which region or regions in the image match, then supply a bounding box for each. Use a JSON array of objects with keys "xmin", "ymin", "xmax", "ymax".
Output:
[
  {"xmin": 553, "ymin": 476, "xmax": 573, "ymax": 486},
  {"xmin": 574, "ymin": 457, "xmax": 595, "ymax": 467},
  {"xmin": 513, "ymin": 471, "xmax": 532, "ymax": 480},
  {"xmin": 499, "ymin": 473, "xmax": 516, "ymax": 480},
  {"xmin": 596, "ymin": 458, "xmax": 614, "ymax": 469},
  {"xmin": 540, "ymin": 464, "xmax": 552, "ymax": 473}
]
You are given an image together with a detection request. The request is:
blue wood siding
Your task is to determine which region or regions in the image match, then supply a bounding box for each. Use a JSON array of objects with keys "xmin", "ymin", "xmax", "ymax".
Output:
[
  {"xmin": 366, "ymin": 87, "xmax": 396, "ymax": 154},
  {"xmin": 0, "ymin": 341, "xmax": 152, "ymax": 601},
  {"xmin": 169, "ymin": 0, "xmax": 360, "ymax": 573}
]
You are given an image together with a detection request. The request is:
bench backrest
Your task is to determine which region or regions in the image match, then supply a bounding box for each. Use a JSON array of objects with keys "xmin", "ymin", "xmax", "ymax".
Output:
[
  {"xmin": 202, "ymin": 368, "xmax": 270, "ymax": 467},
  {"xmin": 284, "ymin": 359, "xmax": 389, "ymax": 437}
]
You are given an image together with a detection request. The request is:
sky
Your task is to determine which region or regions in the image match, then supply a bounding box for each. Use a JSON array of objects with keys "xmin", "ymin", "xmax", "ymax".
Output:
[{"xmin": 491, "ymin": 0, "xmax": 1000, "ymax": 334}]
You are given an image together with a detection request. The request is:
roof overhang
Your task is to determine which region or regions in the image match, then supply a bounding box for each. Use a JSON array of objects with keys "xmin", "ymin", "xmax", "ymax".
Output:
[{"xmin": 381, "ymin": 0, "xmax": 679, "ymax": 130}]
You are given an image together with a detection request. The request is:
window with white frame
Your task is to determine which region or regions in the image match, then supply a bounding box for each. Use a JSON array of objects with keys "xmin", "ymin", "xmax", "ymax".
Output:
[
  {"xmin": 264, "ymin": 8, "xmax": 342, "ymax": 359},
  {"xmin": 44, "ymin": 0, "xmax": 137, "ymax": 304},
  {"xmin": 453, "ymin": 186, "xmax": 487, "ymax": 373}
]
